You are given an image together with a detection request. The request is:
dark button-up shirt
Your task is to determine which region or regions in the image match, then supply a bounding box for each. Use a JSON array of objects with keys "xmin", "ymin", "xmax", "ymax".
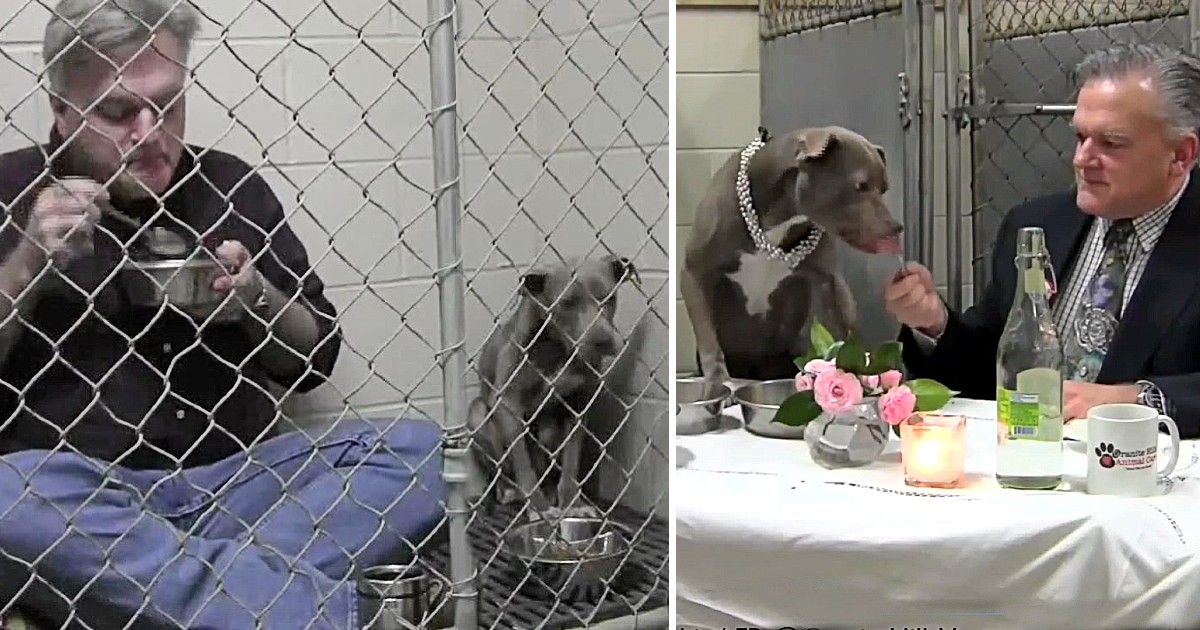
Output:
[{"xmin": 0, "ymin": 134, "xmax": 342, "ymax": 469}]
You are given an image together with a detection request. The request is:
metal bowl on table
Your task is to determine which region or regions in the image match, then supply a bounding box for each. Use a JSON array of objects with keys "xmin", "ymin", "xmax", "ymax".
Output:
[
  {"xmin": 505, "ymin": 517, "xmax": 633, "ymax": 603},
  {"xmin": 675, "ymin": 376, "xmax": 733, "ymax": 435},
  {"xmin": 734, "ymin": 378, "xmax": 807, "ymax": 439}
]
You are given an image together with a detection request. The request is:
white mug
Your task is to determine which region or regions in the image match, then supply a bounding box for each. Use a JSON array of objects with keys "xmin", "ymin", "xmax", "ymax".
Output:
[{"xmin": 1085, "ymin": 403, "xmax": 1180, "ymax": 497}]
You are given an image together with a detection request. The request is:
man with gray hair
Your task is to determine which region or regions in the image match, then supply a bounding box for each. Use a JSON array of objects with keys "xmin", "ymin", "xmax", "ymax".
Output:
[
  {"xmin": 886, "ymin": 41, "xmax": 1200, "ymax": 438},
  {"xmin": 0, "ymin": 1, "xmax": 444, "ymax": 628}
]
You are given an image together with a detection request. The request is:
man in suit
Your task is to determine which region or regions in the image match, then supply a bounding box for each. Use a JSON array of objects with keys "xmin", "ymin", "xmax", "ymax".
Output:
[{"xmin": 885, "ymin": 42, "xmax": 1200, "ymax": 438}]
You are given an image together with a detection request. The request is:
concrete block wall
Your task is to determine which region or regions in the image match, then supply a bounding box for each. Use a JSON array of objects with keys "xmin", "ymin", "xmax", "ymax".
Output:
[
  {"xmin": 0, "ymin": 0, "xmax": 668, "ymax": 512},
  {"xmin": 674, "ymin": 5, "xmax": 761, "ymax": 376}
]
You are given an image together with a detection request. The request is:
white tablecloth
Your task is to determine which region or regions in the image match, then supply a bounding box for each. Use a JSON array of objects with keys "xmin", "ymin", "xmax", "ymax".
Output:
[{"xmin": 676, "ymin": 398, "xmax": 1200, "ymax": 630}]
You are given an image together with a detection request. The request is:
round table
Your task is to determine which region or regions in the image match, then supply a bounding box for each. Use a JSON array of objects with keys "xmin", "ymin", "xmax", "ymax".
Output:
[{"xmin": 676, "ymin": 398, "xmax": 1200, "ymax": 630}]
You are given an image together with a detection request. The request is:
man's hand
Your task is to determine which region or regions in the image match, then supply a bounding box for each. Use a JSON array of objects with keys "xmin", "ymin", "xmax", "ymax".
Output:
[
  {"xmin": 884, "ymin": 261, "xmax": 948, "ymax": 335},
  {"xmin": 194, "ymin": 239, "xmax": 264, "ymax": 322},
  {"xmin": 27, "ymin": 178, "xmax": 105, "ymax": 268},
  {"xmin": 1063, "ymin": 381, "xmax": 1140, "ymax": 422},
  {"xmin": 198, "ymin": 239, "xmax": 323, "ymax": 381}
]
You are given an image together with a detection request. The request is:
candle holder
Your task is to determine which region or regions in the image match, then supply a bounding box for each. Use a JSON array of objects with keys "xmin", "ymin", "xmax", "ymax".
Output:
[{"xmin": 900, "ymin": 412, "xmax": 967, "ymax": 488}]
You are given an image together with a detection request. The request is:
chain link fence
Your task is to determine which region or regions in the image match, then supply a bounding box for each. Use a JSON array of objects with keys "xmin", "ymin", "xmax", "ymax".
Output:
[
  {"xmin": 761, "ymin": 0, "xmax": 901, "ymax": 35},
  {"xmin": 0, "ymin": 0, "xmax": 668, "ymax": 628}
]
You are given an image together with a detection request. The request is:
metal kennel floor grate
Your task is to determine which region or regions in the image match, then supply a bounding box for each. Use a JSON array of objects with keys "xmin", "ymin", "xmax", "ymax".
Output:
[{"xmin": 426, "ymin": 504, "xmax": 669, "ymax": 629}]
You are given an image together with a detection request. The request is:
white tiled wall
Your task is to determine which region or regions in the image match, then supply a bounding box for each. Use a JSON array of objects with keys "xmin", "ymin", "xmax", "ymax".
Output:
[
  {"xmin": 0, "ymin": 0, "xmax": 668, "ymax": 512},
  {"xmin": 674, "ymin": 5, "xmax": 760, "ymax": 375}
]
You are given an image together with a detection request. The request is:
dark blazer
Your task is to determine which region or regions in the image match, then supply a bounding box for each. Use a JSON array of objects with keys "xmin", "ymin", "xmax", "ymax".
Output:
[{"xmin": 900, "ymin": 175, "xmax": 1200, "ymax": 438}]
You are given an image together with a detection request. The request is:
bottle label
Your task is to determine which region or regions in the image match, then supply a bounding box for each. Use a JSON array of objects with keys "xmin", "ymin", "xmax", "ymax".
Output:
[{"xmin": 997, "ymin": 387, "xmax": 1041, "ymax": 440}]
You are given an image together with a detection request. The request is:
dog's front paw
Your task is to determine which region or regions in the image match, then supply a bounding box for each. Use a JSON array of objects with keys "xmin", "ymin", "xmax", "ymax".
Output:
[
  {"xmin": 498, "ymin": 487, "xmax": 522, "ymax": 505},
  {"xmin": 562, "ymin": 504, "xmax": 602, "ymax": 518},
  {"xmin": 532, "ymin": 505, "xmax": 566, "ymax": 523},
  {"xmin": 703, "ymin": 369, "xmax": 734, "ymax": 402},
  {"xmin": 534, "ymin": 504, "xmax": 602, "ymax": 523}
]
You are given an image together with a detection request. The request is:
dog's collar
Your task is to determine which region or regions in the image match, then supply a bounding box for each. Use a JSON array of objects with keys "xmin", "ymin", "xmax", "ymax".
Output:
[{"xmin": 737, "ymin": 136, "xmax": 824, "ymax": 269}]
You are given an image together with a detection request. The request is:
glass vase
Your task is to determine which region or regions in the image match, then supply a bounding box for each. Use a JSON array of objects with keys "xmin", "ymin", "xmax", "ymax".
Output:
[{"xmin": 803, "ymin": 397, "xmax": 890, "ymax": 469}]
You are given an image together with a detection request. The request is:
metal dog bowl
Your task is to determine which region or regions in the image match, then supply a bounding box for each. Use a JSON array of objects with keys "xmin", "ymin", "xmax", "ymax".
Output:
[
  {"xmin": 505, "ymin": 517, "xmax": 632, "ymax": 602},
  {"xmin": 675, "ymin": 376, "xmax": 732, "ymax": 435},
  {"xmin": 120, "ymin": 256, "xmax": 232, "ymax": 319},
  {"xmin": 734, "ymin": 378, "xmax": 808, "ymax": 439}
]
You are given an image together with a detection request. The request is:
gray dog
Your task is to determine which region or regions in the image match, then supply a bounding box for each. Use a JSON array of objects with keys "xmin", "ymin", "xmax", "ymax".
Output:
[
  {"xmin": 467, "ymin": 254, "xmax": 637, "ymax": 516},
  {"xmin": 681, "ymin": 125, "xmax": 903, "ymax": 389}
]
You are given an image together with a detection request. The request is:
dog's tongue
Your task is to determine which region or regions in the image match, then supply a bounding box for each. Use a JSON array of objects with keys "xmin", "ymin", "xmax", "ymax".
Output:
[{"xmin": 875, "ymin": 235, "xmax": 902, "ymax": 255}]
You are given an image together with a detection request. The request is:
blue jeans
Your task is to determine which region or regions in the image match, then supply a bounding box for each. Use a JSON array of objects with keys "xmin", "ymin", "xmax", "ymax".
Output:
[{"xmin": 0, "ymin": 417, "xmax": 445, "ymax": 630}]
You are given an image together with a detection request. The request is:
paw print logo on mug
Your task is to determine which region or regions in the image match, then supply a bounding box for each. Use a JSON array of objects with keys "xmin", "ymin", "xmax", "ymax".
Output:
[{"xmin": 1095, "ymin": 442, "xmax": 1117, "ymax": 469}]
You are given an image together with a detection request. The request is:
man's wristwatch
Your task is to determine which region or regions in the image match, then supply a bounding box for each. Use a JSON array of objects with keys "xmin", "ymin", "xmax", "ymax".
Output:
[
  {"xmin": 1135, "ymin": 379, "xmax": 1168, "ymax": 413},
  {"xmin": 248, "ymin": 268, "xmax": 269, "ymax": 313}
]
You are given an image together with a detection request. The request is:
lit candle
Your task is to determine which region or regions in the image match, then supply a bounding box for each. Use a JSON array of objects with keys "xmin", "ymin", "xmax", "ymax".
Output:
[{"xmin": 900, "ymin": 413, "xmax": 967, "ymax": 488}]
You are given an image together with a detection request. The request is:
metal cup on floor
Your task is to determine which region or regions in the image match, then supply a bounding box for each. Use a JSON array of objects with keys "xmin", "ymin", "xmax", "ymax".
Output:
[{"xmin": 357, "ymin": 564, "xmax": 453, "ymax": 630}]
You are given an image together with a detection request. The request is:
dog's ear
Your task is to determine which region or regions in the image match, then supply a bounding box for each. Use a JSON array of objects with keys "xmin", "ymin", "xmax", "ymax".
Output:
[
  {"xmin": 608, "ymin": 255, "xmax": 637, "ymax": 285},
  {"xmin": 794, "ymin": 127, "xmax": 836, "ymax": 162},
  {"xmin": 521, "ymin": 272, "xmax": 547, "ymax": 295},
  {"xmin": 748, "ymin": 128, "xmax": 836, "ymax": 202}
]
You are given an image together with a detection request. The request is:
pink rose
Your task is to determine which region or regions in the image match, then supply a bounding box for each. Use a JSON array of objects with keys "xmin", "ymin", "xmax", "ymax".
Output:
[
  {"xmin": 804, "ymin": 359, "xmax": 836, "ymax": 375},
  {"xmin": 813, "ymin": 369, "xmax": 863, "ymax": 415},
  {"xmin": 879, "ymin": 369, "xmax": 903, "ymax": 390},
  {"xmin": 860, "ymin": 374, "xmax": 880, "ymax": 390},
  {"xmin": 795, "ymin": 373, "xmax": 814, "ymax": 391},
  {"xmin": 878, "ymin": 384, "xmax": 917, "ymax": 425}
]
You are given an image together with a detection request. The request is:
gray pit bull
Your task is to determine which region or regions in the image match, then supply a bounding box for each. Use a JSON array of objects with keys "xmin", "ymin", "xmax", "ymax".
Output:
[
  {"xmin": 466, "ymin": 254, "xmax": 637, "ymax": 517},
  {"xmin": 680, "ymin": 126, "xmax": 903, "ymax": 390}
]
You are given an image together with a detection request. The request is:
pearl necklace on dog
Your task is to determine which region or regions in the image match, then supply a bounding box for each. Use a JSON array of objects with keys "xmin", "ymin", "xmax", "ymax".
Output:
[{"xmin": 736, "ymin": 135, "xmax": 824, "ymax": 269}]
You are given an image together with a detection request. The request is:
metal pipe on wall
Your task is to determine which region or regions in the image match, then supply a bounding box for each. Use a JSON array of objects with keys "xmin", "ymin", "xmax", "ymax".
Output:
[
  {"xmin": 968, "ymin": 0, "xmax": 987, "ymax": 302},
  {"xmin": 945, "ymin": 0, "xmax": 964, "ymax": 310},
  {"xmin": 1192, "ymin": 0, "xmax": 1200, "ymax": 54},
  {"xmin": 920, "ymin": 0, "xmax": 936, "ymax": 269},
  {"xmin": 426, "ymin": 0, "xmax": 478, "ymax": 628},
  {"xmin": 902, "ymin": 0, "xmax": 922, "ymax": 262}
]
